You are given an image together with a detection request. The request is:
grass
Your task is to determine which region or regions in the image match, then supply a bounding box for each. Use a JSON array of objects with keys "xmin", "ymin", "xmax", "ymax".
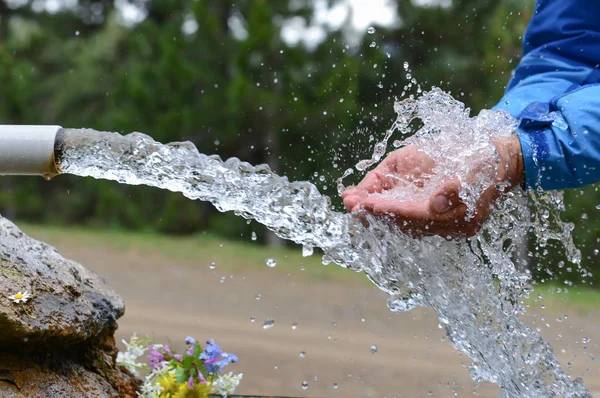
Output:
[
  {"xmin": 526, "ymin": 283, "xmax": 600, "ymax": 313},
  {"xmin": 18, "ymin": 222, "xmax": 368, "ymax": 285},
  {"xmin": 16, "ymin": 223, "xmax": 600, "ymax": 312}
]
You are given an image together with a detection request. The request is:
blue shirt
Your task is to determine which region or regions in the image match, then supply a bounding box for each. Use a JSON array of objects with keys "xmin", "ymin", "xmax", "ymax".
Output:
[{"xmin": 493, "ymin": 0, "xmax": 600, "ymax": 190}]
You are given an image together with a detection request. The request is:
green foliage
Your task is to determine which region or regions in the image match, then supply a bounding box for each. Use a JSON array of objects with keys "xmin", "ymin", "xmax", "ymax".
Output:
[
  {"xmin": 1, "ymin": 0, "xmax": 597, "ymax": 286},
  {"xmin": 173, "ymin": 341, "xmax": 206, "ymax": 385}
]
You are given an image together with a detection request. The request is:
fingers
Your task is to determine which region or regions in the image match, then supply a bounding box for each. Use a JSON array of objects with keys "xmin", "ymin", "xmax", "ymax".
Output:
[
  {"xmin": 362, "ymin": 197, "xmax": 427, "ymax": 218},
  {"xmin": 360, "ymin": 196, "xmax": 469, "ymax": 223},
  {"xmin": 430, "ymin": 178, "xmax": 462, "ymax": 213},
  {"xmin": 342, "ymin": 164, "xmax": 396, "ymax": 211},
  {"xmin": 342, "ymin": 193, "xmax": 364, "ymax": 212}
]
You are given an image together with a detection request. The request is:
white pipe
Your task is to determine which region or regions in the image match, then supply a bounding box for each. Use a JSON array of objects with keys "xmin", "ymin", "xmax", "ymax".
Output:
[{"xmin": 0, "ymin": 125, "xmax": 61, "ymax": 178}]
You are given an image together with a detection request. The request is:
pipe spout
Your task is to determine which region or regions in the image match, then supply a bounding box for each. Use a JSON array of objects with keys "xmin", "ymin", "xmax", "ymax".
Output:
[{"xmin": 0, "ymin": 125, "xmax": 62, "ymax": 178}]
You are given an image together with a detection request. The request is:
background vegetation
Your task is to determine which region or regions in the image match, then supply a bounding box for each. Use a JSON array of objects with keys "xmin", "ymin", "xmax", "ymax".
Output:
[{"xmin": 0, "ymin": 0, "xmax": 598, "ymax": 285}]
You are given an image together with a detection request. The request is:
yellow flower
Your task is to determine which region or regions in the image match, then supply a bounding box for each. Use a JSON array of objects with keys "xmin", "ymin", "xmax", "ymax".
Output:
[
  {"xmin": 172, "ymin": 381, "xmax": 210, "ymax": 398},
  {"xmin": 157, "ymin": 372, "xmax": 179, "ymax": 396},
  {"xmin": 155, "ymin": 372, "xmax": 210, "ymax": 398}
]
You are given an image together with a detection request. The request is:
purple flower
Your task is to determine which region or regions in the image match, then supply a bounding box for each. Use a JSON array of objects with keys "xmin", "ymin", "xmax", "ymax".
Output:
[
  {"xmin": 200, "ymin": 339, "xmax": 237, "ymax": 374},
  {"xmin": 188, "ymin": 375, "xmax": 194, "ymax": 389},
  {"xmin": 197, "ymin": 369, "xmax": 207, "ymax": 385},
  {"xmin": 147, "ymin": 345, "xmax": 165, "ymax": 371},
  {"xmin": 164, "ymin": 345, "xmax": 183, "ymax": 362},
  {"xmin": 216, "ymin": 352, "xmax": 238, "ymax": 369},
  {"xmin": 185, "ymin": 336, "xmax": 196, "ymax": 345},
  {"xmin": 200, "ymin": 339, "xmax": 221, "ymax": 360}
]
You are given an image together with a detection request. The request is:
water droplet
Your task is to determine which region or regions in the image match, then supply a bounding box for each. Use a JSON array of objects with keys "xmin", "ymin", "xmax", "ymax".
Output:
[
  {"xmin": 250, "ymin": 316, "xmax": 256, "ymax": 323},
  {"xmin": 370, "ymin": 344, "xmax": 378, "ymax": 354},
  {"xmin": 333, "ymin": 383, "xmax": 339, "ymax": 389},
  {"xmin": 209, "ymin": 262, "xmax": 216, "ymax": 270},
  {"xmin": 251, "ymin": 231, "xmax": 257, "ymax": 241},
  {"xmin": 274, "ymin": 364, "xmax": 278, "ymax": 370},
  {"xmin": 403, "ymin": 61, "xmax": 409, "ymax": 70},
  {"xmin": 370, "ymin": 41, "xmax": 376, "ymax": 48},
  {"xmin": 75, "ymin": 31, "xmax": 80, "ymax": 36},
  {"xmin": 302, "ymin": 245, "xmax": 314, "ymax": 257},
  {"xmin": 299, "ymin": 351, "xmax": 306, "ymax": 358},
  {"xmin": 367, "ymin": 26, "xmax": 376, "ymax": 34},
  {"xmin": 301, "ymin": 381, "xmax": 309, "ymax": 390},
  {"xmin": 263, "ymin": 319, "xmax": 275, "ymax": 329},
  {"xmin": 266, "ymin": 258, "xmax": 277, "ymax": 267},
  {"xmin": 255, "ymin": 294, "xmax": 262, "ymax": 300},
  {"xmin": 292, "ymin": 322, "xmax": 298, "ymax": 330}
]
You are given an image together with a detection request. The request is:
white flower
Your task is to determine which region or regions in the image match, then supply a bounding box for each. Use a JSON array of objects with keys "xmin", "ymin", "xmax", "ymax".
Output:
[
  {"xmin": 117, "ymin": 333, "xmax": 148, "ymax": 377},
  {"xmin": 9, "ymin": 291, "xmax": 31, "ymax": 304},
  {"xmin": 138, "ymin": 367, "xmax": 169, "ymax": 398},
  {"xmin": 138, "ymin": 378, "xmax": 163, "ymax": 398},
  {"xmin": 123, "ymin": 333, "xmax": 147, "ymax": 358},
  {"xmin": 210, "ymin": 372, "xmax": 243, "ymax": 397},
  {"xmin": 117, "ymin": 351, "xmax": 145, "ymax": 377}
]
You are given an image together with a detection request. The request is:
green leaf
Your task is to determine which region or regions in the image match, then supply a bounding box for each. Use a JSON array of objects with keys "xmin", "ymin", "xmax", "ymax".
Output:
[
  {"xmin": 193, "ymin": 341, "xmax": 203, "ymax": 359},
  {"xmin": 173, "ymin": 367, "xmax": 188, "ymax": 384},
  {"xmin": 183, "ymin": 355, "xmax": 195, "ymax": 369}
]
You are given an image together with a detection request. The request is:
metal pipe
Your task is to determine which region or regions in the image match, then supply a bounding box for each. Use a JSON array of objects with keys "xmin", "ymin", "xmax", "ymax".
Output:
[{"xmin": 0, "ymin": 125, "xmax": 62, "ymax": 178}]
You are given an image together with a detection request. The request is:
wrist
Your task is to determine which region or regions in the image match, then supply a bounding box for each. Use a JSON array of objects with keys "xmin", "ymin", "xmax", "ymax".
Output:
[{"xmin": 492, "ymin": 135, "xmax": 524, "ymax": 189}]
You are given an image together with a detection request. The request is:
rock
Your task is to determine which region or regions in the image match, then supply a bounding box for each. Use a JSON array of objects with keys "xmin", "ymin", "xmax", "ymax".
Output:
[
  {"xmin": 0, "ymin": 217, "xmax": 135, "ymax": 397},
  {"xmin": 0, "ymin": 217, "xmax": 124, "ymax": 348}
]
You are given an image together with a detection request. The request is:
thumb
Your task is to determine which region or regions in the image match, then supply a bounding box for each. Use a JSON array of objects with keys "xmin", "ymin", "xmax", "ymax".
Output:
[{"xmin": 430, "ymin": 179, "xmax": 462, "ymax": 213}]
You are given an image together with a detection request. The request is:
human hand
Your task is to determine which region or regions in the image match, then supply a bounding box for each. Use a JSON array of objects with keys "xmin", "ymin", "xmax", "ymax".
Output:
[{"xmin": 342, "ymin": 136, "xmax": 524, "ymax": 238}]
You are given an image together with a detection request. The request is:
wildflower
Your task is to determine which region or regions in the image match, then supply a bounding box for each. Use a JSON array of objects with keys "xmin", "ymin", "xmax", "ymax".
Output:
[
  {"xmin": 122, "ymin": 333, "xmax": 146, "ymax": 358},
  {"xmin": 200, "ymin": 339, "xmax": 222, "ymax": 374},
  {"xmin": 185, "ymin": 336, "xmax": 197, "ymax": 356},
  {"xmin": 210, "ymin": 372, "xmax": 243, "ymax": 397},
  {"xmin": 116, "ymin": 334, "xmax": 148, "ymax": 376},
  {"xmin": 139, "ymin": 377, "xmax": 163, "ymax": 397},
  {"xmin": 215, "ymin": 353, "xmax": 238, "ymax": 370},
  {"xmin": 9, "ymin": 291, "xmax": 31, "ymax": 304},
  {"xmin": 138, "ymin": 365, "xmax": 169, "ymax": 398},
  {"xmin": 157, "ymin": 371, "xmax": 179, "ymax": 396},
  {"xmin": 201, "ymin": 339, "xmax": 221, "ymax": 361},
  {"xmin": 200, "ymin": 340, "xmax": 238, "ymax": 374},
  {"xmin": 164, "ymin": 344, "xmax": 183, "ymax": 361},
  {"xmin": 197, "ymin": 369, "xmax": 207, "ymax": 385},
  {"xmin": 147, "ymin": 344, "xmax": 166, "ymax": 371},
  {"xmin": 173, "ymin": 380, "xmax": 211, "ymax": 398},
  {"xmin": 185, "ymin": 336, "xmax": 196, "ymax": 345}
]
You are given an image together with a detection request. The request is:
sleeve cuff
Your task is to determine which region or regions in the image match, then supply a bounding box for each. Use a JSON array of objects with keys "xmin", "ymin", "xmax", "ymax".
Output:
[{"xmin": 515, "ymin": 126, "xmax": 542, "ymax": 190}]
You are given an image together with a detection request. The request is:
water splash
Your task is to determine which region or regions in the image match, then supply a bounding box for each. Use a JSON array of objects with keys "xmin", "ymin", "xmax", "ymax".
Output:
[{"xmin": 55, "ymin": 88, "xmax": 590, "ymax": 397}]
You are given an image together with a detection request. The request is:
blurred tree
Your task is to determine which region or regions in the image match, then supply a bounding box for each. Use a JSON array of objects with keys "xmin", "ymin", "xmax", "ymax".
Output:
[{"xmin": 0, "ymin": 0, "xmax": 597, "ymax": 285}]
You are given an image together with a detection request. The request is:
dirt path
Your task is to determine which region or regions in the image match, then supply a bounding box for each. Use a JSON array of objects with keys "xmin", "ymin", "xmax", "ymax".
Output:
[{"xmin": 30, "ymin": 232, "xmax": 600, "ymax": 397}]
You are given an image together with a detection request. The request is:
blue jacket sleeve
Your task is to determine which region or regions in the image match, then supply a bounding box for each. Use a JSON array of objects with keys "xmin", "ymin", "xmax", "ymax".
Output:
[{"xmin": 492, "ymin": 0, "xmax": 600, "ymax": 190}]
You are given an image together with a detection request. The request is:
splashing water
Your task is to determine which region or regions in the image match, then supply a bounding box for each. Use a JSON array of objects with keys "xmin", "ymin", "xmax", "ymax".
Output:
[{"xmin": 55, "ymin": 87, "xmax": 591, "ymax": 397}]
